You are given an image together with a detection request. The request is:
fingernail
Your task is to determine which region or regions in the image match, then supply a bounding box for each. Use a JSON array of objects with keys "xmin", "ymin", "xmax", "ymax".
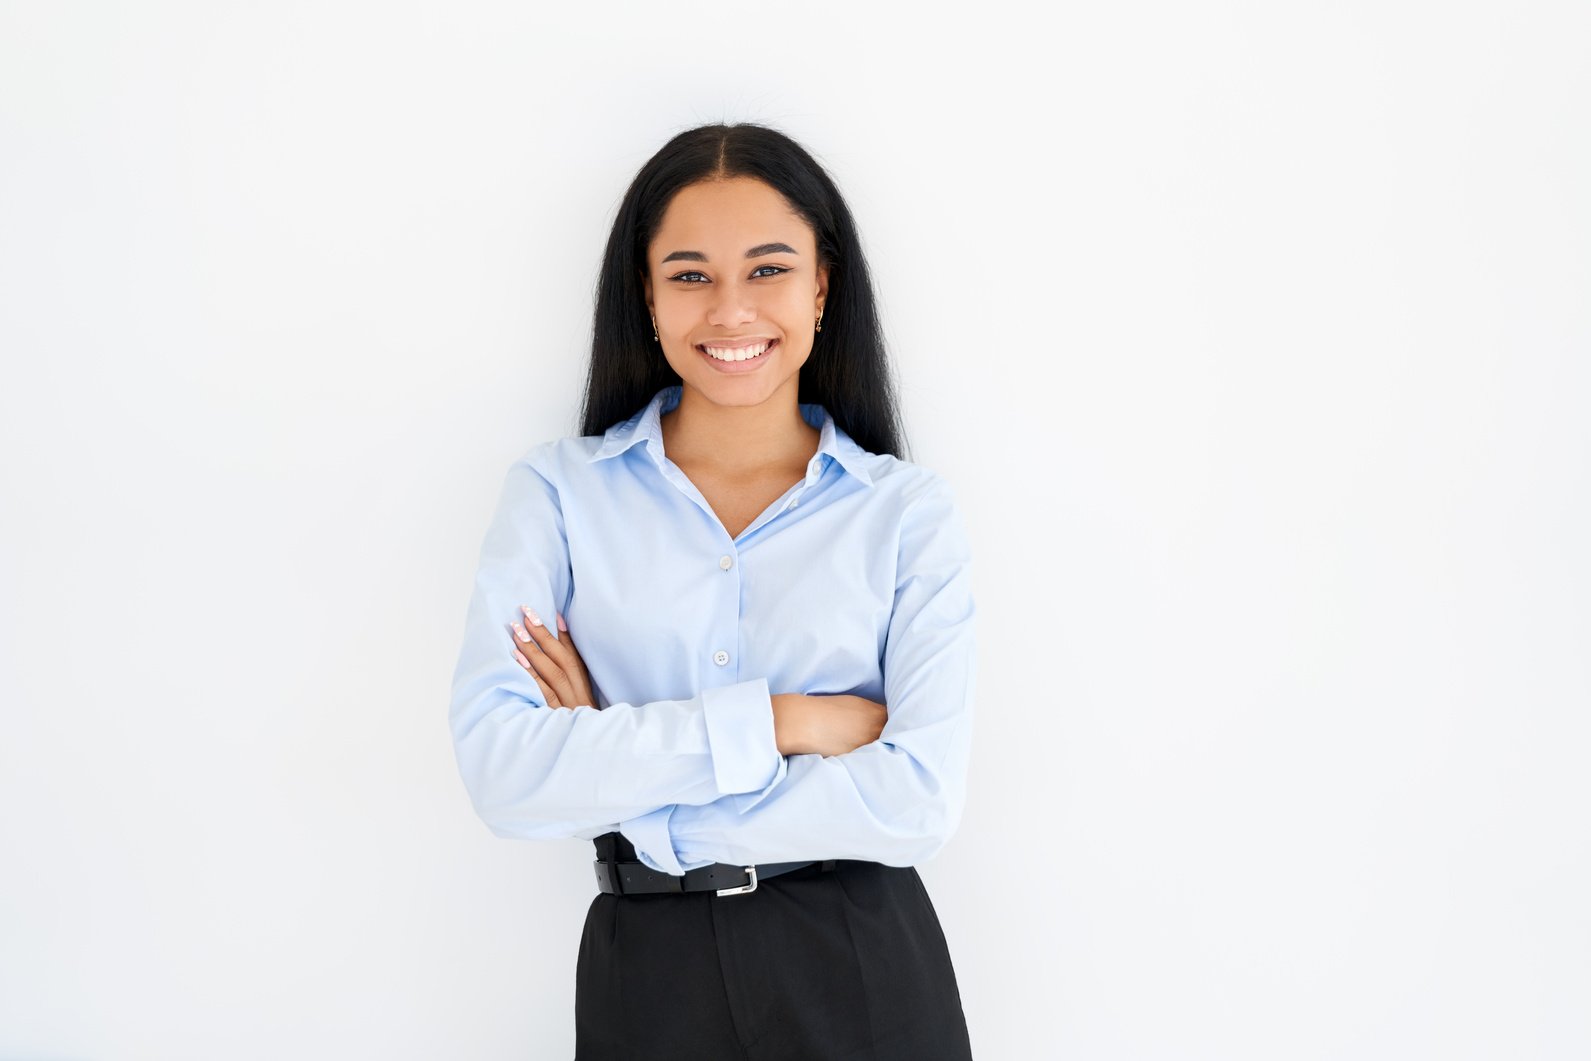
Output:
[
  {"xmin": 513, "ymin": 649, "xmax": 531, "ymax": 668},
  {"xmin": 556, "ymin": 612, "xmax": 568, "ymax": 632},
  {"xmin": 513, "ymin": 622, "xmax": 530, "ymax": 641},
  {"xmin": 521, "ymin": 604, "xmax": 543, "ymax": 627}
]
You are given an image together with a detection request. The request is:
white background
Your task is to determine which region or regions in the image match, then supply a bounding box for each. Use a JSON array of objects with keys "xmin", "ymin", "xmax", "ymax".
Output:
[{"xmin": 2, "ymin": 2, "xmax": 1587, "ymax": 1058}]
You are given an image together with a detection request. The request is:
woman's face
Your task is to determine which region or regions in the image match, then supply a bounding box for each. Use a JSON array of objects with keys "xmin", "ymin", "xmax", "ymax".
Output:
[{"xmin": 643, "ymin": 176, "xmax": 829, "ymax": 411}]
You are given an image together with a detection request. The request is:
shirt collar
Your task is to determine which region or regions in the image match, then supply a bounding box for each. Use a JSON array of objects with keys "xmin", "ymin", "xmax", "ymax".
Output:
[{"xmin": 589, "ymin": 384, "xmax": 874, "ymax": 487}]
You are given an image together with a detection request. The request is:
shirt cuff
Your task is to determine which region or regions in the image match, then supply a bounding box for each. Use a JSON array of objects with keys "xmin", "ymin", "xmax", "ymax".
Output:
[
  {"xmin": 701, "ymin": 676, "xmax": 783, "ymax": 796},
  {"xmin": 729, "ymin": 754, "xmax": 788, "ymax": 814},
  {"xmin": 619, "ymin": 805, "xmax": 686, "ymax": 875}
]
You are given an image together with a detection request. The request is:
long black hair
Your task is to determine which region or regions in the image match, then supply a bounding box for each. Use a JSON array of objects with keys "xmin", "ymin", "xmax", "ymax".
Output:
[{"xmin": 577, "ymin": 122, "xmax": 907, "ymax": 461}]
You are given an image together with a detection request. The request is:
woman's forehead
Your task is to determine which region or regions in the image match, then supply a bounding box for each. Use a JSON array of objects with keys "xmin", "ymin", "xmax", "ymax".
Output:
[{"xmin": 652, "ymin": 178, "xmax": 811, "ymax": 252}]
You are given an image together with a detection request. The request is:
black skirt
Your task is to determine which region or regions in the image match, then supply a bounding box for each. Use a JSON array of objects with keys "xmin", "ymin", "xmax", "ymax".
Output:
[{"xmin": 575, "ymin": 833, "xmax": 974, "ymax": 1060}]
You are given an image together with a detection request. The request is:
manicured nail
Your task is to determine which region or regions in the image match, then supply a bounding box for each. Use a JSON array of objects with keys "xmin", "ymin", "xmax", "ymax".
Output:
[
  {"xmin": 513, "ymin": 649, "xmax": 531, "ymax": 668},
  {"xmin": 521, "ymin": 604, "xmax": 543, "ymax": 627},
  {"xmin": 556, "ymin": 612, "xmax": 568, "ymax": 632},
  {"xmin": 512, "ymin": 622, "xmax": 530, "ymax": 641}
]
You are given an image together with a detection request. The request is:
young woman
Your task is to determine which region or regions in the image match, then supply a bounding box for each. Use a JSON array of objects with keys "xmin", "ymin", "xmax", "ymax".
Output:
[{"xmin": 449, "ymin": 122, "xmax": 978, "ymax": 1060}]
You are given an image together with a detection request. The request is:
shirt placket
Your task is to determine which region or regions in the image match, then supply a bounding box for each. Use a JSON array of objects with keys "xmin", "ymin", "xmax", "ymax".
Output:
[{"xmin": 647, "ymin": 442, "xmax": 829, "ymax": 685}]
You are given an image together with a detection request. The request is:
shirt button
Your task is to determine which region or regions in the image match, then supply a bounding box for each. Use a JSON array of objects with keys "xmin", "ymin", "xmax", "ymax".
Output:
[
  {"xmin": 719, "ymin": 555, "xmax": 733, "ymax": 571},
  {"xmin": 713, "ymin": 650, "xmax": 729, "ymax": 666}
]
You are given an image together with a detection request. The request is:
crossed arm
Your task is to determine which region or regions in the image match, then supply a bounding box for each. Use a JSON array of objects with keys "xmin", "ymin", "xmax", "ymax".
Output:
[{"xmin": 504, "ymin": 604, "xmax": 887, "ymax": 758}]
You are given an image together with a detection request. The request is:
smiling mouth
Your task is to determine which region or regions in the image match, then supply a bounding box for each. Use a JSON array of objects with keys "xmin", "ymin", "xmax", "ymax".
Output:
[{"xmin": 698, "ymin": 338, "xmax": 778, "ymax": 363}]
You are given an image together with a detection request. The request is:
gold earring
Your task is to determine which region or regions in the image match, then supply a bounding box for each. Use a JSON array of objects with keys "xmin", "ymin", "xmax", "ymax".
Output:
[
  {"xmin": 651, "ymin": 314, "xmax": 659, "ymax": 342},
  {"xmin": 815, "ymin": 311, "xmax": 823, "ymax": 333}
]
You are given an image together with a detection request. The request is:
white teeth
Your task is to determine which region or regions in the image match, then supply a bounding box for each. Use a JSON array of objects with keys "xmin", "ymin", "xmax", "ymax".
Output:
[{"xmin": 703, "ymin": 340, "xmax": 771, "ymax": 361}]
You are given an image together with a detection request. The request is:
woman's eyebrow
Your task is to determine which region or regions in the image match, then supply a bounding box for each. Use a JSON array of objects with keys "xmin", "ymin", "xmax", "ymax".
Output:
[{"xmin": 661, "ymin": 242, "xmax": 799, "ymax": 263}]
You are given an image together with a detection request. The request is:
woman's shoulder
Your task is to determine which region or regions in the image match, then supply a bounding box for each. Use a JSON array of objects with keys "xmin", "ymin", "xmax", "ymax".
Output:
[
  {"xmin": 506, "ymin": 432, "xmax": 616, "ymax": 480},
  {"xmin": 856, "ymin": 452, "xmax": 973, "ymax": 570},
  {"xmin": 850, "ymin": 447, "xmax": 962, "ymax": 512},
  {"xmin": 824, "ymin": 417, "xmax": 960, "ymax": 507}
]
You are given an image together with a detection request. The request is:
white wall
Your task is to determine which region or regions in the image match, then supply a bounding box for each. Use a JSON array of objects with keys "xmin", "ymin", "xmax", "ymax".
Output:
[{"xmin": 2, "ymin": 2, "xmax": 1587, "ymax": 1058}]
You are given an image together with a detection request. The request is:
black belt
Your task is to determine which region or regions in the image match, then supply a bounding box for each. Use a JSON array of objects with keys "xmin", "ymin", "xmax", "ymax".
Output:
[{"xmin": 592, "ymin": 831, "xmax": 837, "ymax": 897}]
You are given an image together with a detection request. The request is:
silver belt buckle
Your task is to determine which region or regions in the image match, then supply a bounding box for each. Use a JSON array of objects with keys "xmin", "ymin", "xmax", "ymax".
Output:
[{"xmin": 716, "ymin": 865, "xmax": 758, "ymax": 896}]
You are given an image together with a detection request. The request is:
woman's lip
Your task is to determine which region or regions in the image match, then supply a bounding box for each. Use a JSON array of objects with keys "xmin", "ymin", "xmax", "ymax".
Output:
[
  {"xmin": 697, "ymin": 337, "xmax": 777, "ymax": 351},
  {"xmin": 698, "ymin": 337, "xmax": 777, "ymax": 371}
]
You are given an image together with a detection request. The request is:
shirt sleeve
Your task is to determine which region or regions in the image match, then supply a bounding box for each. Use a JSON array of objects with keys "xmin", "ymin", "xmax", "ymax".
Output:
[
  {"xmin": 621, "ymin": 472, "xmax": 978, "ymax": 873},
  {"xmin": 447, "ymin": 452, "xmax": 787, "ymax": 847}
]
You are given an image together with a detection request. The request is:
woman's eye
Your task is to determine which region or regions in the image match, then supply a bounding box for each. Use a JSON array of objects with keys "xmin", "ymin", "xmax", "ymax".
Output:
[{"xmin": 667, "ymin": 266, "xmax": 789, "ymax": 284}]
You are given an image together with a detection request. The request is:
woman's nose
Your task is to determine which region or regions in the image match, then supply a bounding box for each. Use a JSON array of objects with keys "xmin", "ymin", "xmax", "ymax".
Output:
[{"xmin": 706, "ymin": 279, "xmax": 757, "ymax": 326}]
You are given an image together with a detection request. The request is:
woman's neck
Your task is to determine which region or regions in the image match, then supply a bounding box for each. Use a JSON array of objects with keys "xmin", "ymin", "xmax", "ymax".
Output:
[{"xmin": 660, "ymin": 383, "xmax": 820, "ymax": 480}]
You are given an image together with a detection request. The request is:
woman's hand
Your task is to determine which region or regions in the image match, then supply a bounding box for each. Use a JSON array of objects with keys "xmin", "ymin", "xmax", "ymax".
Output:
[
  {"xmin": 771, "ymin": 693, "xmax": 887, "ymax": 757},
  {"xmin": 509, "ymin": 606, "xmax": 597, "ymax": 710}
]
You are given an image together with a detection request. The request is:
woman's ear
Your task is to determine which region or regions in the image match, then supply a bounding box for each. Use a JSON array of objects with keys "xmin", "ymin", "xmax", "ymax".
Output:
[
  {"xmin": 640, "ymin": 271, "xmax": 652, "ymax": 310},
  {"xmin": 816, "ymin": 261, "xmax": 830, "ymax": 313}
]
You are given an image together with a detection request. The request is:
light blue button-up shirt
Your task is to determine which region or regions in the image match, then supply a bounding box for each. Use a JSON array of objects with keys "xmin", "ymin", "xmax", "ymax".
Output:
[{"xmin": 448, "ymin": 384, "xmax": 976, "ymax": 876}]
